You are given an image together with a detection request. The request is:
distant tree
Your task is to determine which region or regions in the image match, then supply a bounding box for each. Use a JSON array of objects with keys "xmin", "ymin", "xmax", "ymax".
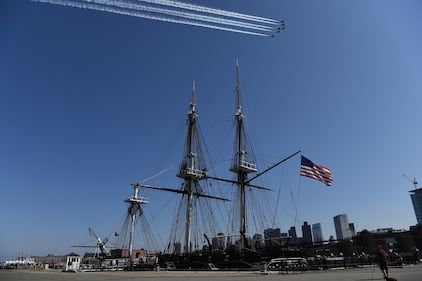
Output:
[
  {"xmin": 411, "ymin": 224, "xmax": 422, "ymax": 250},
  {"xmin": 354, "ymin": 230, "xmax": 376, "ymax": 254},
  {"xmin": 396, "ymin": 233, "xmax": 413, "ymax": 252},
  {"xmin": 337, "ymin": 240, "xmax": 354, "ymax": 257}
]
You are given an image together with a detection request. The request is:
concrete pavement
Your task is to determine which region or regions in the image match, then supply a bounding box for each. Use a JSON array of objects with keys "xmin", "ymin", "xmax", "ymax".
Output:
[{"xmin": 1, "ymin": 264, "xmax": 421, "ymax": 281}]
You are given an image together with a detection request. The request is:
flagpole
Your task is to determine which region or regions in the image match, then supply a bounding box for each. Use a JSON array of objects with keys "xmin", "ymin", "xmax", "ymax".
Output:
[{"xmin": 245, "ymin": 150, "xmax": 301, "ymax": 184}]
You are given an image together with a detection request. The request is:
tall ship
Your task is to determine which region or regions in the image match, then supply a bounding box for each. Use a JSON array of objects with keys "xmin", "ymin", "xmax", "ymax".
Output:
[
  {"xmin": 133, "ymin": 61, "xmax": 300, "ymax": 268},
  {"xmin": 77, "ymin": 61, "xmax": 300, "ymax": 270}
]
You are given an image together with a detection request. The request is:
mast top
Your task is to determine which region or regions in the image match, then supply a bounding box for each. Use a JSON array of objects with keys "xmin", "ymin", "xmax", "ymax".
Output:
[
  {"xmin": 126, "ymin": 183, "xmax": 149, "ymax": 204},
  {"xmin": 230, "ymin": 60, "xmax": 256, "ymax": 173},
  {"xmin": 235, "ymin": 60, "xmax": 242, "ymax": 115},
  {"xmin": 189, "ymin": 80, "xmax": 197, "ymax": 115}
]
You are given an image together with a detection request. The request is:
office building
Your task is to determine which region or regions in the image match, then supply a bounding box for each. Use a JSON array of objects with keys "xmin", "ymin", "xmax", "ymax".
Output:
[
  {"xmin": 302, "ymin": 221, "xmax": 312, "ymax": 244},
  {"xmin": 334, "ymin": 214, "xmax": 352, "ymax": 240},
  {"xmin": 288, "ymin": 226, "xmax": 298, "ymax": 244},
  {"xmin": 312, "ymin": 223, "xmax": 324, "ymax": 242},
  {"xmin": 349, "ymin": 223, "xmax": 356, "ymax": 237},
  {"xmin": 252, "ymin": 233, "xmax": 264, "ymax": 249},
  {"xmin": 264, "ymin": 228, "xmax": 282, "ymax": 247},
  {"xmin": 410, "ymin": 187, "xmax": 422, "ymax": 224}
]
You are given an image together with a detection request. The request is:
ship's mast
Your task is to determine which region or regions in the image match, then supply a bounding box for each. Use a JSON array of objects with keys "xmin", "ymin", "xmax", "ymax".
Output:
[
  {"xmin": 175, "ymin": 81, "xmax": 207, "ymax": 254},
  {"xmin": 125, "ymin": 184, "xmax": 149, "ymax": 258},
  {"xmin": 136, "ymin": 83, "xmax": 227, "ymax": 256},
  {"xmin": 229, "ymin": 61, "xmax": 257, "ymax": 249}
]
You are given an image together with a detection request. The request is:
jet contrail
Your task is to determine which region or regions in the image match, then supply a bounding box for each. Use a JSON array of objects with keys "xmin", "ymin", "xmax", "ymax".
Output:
[
  {"xmin": 138, "ymin": 0, "xmax": 279, "ymax": 25},
  {"xmin": 32, "ymin": 0, "xmax": 283, "ymax": 37},
  {"xmin": 140, "ymin": 164, "xmax": 176, "ymax": 183},
  {"xmin": 98, "ymin": 0, "xmax": 275, "ymax": 32},
  {"xmin": 33, "ymin": 0, "xmax": 270, "ymax": 36},
  {"xmin": 85, "ymin": 0, "xmax": 275, "ymax": 32}
]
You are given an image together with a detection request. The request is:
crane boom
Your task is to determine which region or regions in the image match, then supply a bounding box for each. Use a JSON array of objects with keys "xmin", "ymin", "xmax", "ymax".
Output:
[
  {"xmin": 403, "ymin": 174, "xmax": 418, "ymax": 189},
  {"xmin": 88, "ymin": 227, "xmax": 110, "ymax": 257}
]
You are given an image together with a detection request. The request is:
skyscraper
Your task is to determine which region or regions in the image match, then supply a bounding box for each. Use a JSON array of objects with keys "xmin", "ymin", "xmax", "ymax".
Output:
[
  {"xmin": 264, "ymin": 228, "xmax": 282, "ymax": 247},
  {"xmin": 333, "ymin": 214, "xmax": 352, "ymax": 240},
  {"xmin": 302, "ymin": 221, "xmax": 312, "ymax": 244},
  {"xmin": 349, "ymin": 223, "xmax": 356, "ymax": 237},
  {"xmin": 312, "ymin": 223, "xmax": 324, "ymax": 242},
  {"xmin": 410, "ymin": 187, "xmax": 422, "ymax": 224},
  {"xmin": 288, "ymin": 226, "xmax": 298, "ymax": 244}
]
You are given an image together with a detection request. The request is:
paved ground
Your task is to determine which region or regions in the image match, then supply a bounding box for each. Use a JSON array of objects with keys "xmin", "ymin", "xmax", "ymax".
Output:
[{"xmin": 1, "ymin": 264, "xmax": 421, "ymax": 281}]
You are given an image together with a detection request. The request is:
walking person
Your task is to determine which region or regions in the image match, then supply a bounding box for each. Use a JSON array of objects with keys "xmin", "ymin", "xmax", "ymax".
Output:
[{"xmin": 376, "ymin": 245, "xmax": 389, "ymax": 279}]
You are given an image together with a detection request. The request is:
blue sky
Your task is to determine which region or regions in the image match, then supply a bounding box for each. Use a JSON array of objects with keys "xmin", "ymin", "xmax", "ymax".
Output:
[{"xmin": 1, "ymin": 0, "xmax": 422, "ymax": 261}]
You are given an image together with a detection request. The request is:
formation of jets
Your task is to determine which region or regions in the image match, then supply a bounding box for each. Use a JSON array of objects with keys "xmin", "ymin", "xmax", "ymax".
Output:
[{"xmin": 272, "ymin": 20, "xmax": 286, "ymax": 37}]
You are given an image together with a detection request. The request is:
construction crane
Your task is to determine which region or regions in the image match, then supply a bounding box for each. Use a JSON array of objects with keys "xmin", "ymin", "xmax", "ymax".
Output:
[
  {"xmin": 72, "ymin": 227, "xmax": 111, "ymax": 260},
  {"xmin": 403, "ymin": 174, "xmax": 418, "ymax": 190},
  {"xmin": 88, "ymin": 227, "xmax": 110, "ymax": 258}
]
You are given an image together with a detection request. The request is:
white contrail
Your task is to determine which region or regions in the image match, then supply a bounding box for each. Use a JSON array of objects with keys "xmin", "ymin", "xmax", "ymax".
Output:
[
  {"xmin": 140, "ymin": 164, "xmax": 176, "ymax": 183},
  {"xmin": 138, "ymin": 0, "xmax": 279, "ymax": 24},
  {"xmin": 85, "ymin": 0, "xmax": 275, "ymax": 32},
  {"xmin": 33, "ymin": 0, "xmax": 271, "ymax": 36}
]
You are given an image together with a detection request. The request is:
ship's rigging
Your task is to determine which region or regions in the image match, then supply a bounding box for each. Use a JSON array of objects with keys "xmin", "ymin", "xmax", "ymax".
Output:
[
  {"xmin": 136, "ymin": 82, "xmax": 228, "ymax": 255},
  {"xmin": 73, "ymin": 62, "xmax": 304, "ymax": 263},
  {"xmin": 134, "ymin": 61, "xmax": 301, "ymax": 256},
  {"xmin": 222, "ymin": 61, "xmax": 301, "ymax": 251}
]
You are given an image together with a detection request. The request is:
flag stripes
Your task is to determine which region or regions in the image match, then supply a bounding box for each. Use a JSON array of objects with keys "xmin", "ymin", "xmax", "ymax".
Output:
[{"xmin": 300, "ymin": 156, "xmax": 333, "ymax": 186}]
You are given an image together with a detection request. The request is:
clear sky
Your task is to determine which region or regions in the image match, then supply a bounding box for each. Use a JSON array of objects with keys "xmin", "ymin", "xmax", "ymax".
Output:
[{"xmin": 1, "ymin": 0, "xmax": 422, "ymax": 261}]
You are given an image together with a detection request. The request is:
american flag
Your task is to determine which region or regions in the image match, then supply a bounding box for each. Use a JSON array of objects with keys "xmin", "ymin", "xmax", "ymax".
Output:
[{"xmin": 300, "ymin": 156, "xmax": 333, "ymax": 186}]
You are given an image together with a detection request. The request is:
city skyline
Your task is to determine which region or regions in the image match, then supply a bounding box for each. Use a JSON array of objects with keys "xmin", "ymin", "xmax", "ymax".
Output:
[{"xmin": 265, "ymin": 211, "xmax": 414, "ymax": 246}]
